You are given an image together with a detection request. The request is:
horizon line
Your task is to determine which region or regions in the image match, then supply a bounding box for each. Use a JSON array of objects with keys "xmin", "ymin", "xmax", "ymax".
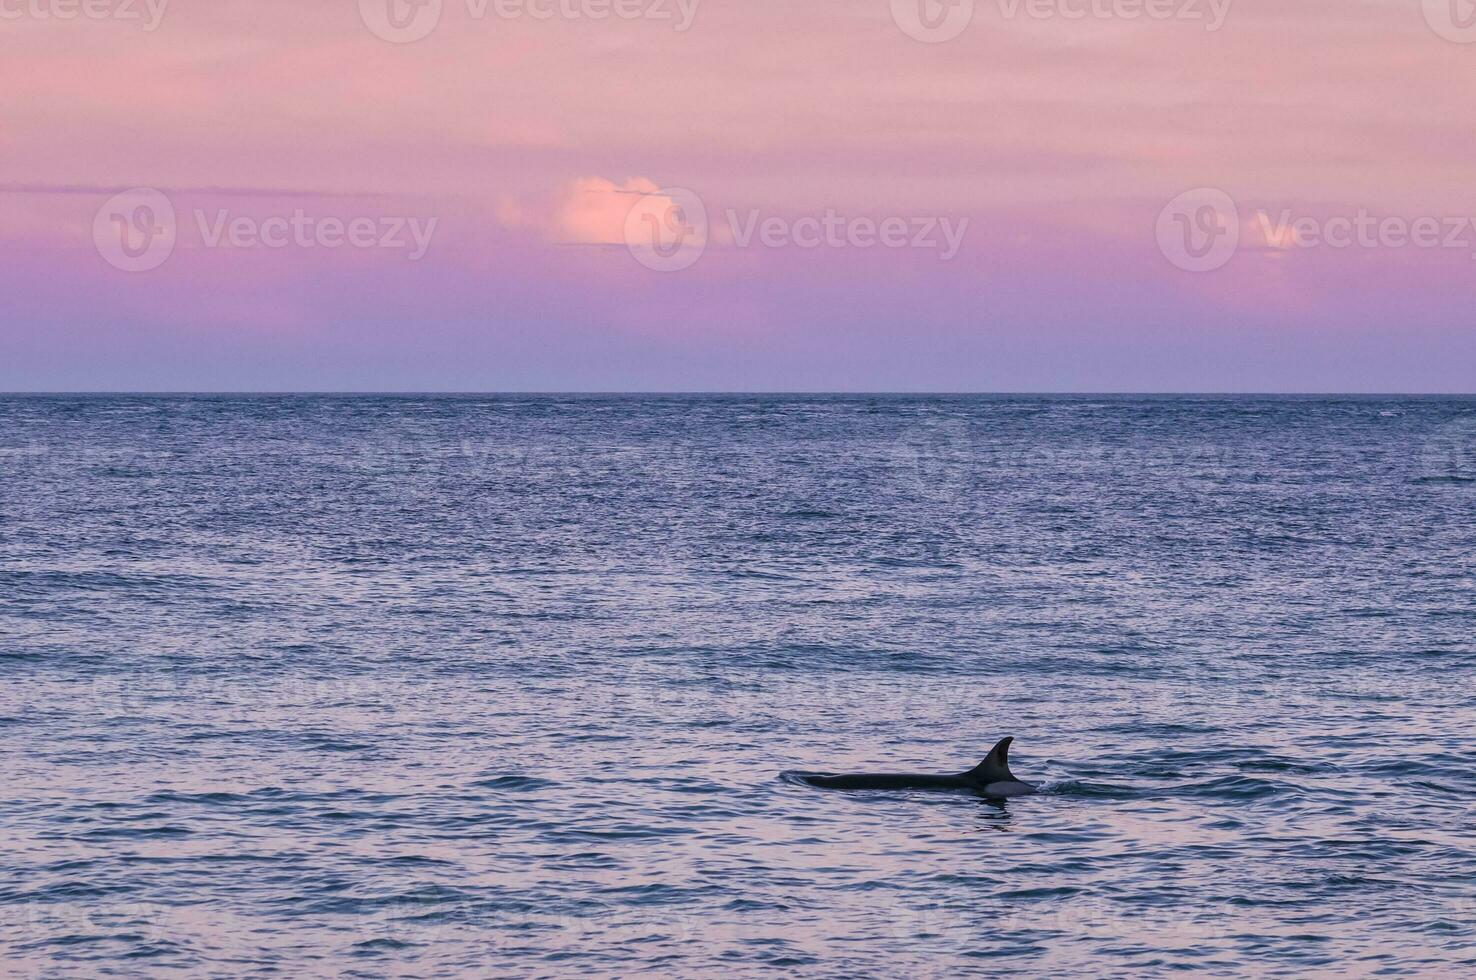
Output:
[{"xmin": 3, "ymin": 391, "xmax": 1475, "ymax": 398}]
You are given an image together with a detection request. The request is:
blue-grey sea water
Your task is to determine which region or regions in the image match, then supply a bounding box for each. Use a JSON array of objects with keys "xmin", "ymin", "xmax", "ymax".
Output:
[{"xmin": 1, "ymin": 394, "xmax": 1473, "ymax": 977}]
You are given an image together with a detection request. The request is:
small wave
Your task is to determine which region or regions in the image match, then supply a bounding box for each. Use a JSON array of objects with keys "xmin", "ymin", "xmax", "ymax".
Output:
[
  {"xmin": 471, "ymin": 775, "xmax": 558, "ymax": 791},
  {"xmin": 22, "ymin": 880, "xmax": 137, "ymax": 900},
  {"xmin": 0, "ymin": 651, "xmax": 45, "ymax": 663},
  {"xmin": 143, "ymin": 791, "xmax": 246, "ymax": 806},
  {"xmin": 779, "ymin": 770, "xmax": 822, "ymax": 786},
  {"xmin": 308, "ymin": 740, "xmax": 372, "ymax": 753},
  {"xmin": 540, "ymin": 826, "xmax": 698, "ymax": 843},
  {"xmin": 1236, "ymin": 757, "xmax": 1328, "ymax": 774},
  {"xmin": 1036, "ymin": 779, "xmax": 1139, "ymax": 799},
  {"xmin": 352, "ymin": 938, "xmax": 417, "ymax": 953},
  {"xmin": 723, "ymin": 897, "xmax": 791, "ymax": 912},
  {"xmin": 994, "ymin": 885, "xmax": 1083, "ymax": 900},
  {"xmin": 1097, "ymin": 721, "xmax": 1217, "ymax": 737},
  {"xmin": 1175, "ymin": 774, "xmax": 1289, "ymax": 801},
  {"xmin": 81, "ymin": 825, "xmax": 193, "ymax": 840}
]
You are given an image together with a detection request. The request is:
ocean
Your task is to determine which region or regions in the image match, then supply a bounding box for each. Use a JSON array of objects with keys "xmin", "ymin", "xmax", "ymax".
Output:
[{"xmin": 1, "ymin": 394, "xmax": 1472, "ymax": 976}]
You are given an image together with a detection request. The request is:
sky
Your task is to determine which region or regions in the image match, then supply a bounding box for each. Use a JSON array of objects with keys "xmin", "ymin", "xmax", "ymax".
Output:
[{"xmin": 1, "ymin": 0, "xmax": 1474, "ymax": 392}]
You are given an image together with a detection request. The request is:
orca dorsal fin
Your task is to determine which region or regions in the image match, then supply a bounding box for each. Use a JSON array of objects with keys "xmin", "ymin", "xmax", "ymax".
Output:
[{"xmin": 967, "ymin": 737, "xmax": 1017, "ymax": 782}]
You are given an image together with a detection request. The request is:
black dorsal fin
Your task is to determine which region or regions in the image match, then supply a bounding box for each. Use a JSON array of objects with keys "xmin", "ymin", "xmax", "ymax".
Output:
[{"xmin": 967, "ymin": 737, "xmax": 1017, "ymax": 782}]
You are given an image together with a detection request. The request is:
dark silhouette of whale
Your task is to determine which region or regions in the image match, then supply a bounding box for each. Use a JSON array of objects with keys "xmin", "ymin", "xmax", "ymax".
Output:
[{"xmin": 790, "ymin": 737, "xmax": 1035, "ymax": 797}]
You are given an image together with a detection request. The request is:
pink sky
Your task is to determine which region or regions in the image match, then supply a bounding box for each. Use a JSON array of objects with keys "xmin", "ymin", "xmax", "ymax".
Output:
[{"xmin": 1, "ymin": 0, "xmax": 1474, "ymax": 390}]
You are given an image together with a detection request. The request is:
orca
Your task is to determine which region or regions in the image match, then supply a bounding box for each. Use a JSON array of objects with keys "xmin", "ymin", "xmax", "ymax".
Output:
[{"xmin": 790, "ymin": 737, "xmax": 1035, "ymax": 798}]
